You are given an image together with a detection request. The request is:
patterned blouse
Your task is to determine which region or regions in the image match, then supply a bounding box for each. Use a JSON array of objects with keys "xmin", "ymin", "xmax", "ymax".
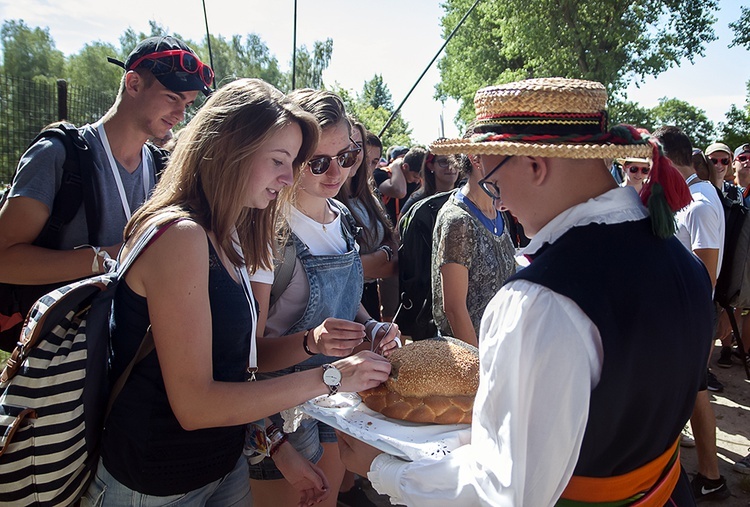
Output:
[{"xmin": 431, "ymin": 193, "xmax": 517, "ymax": 341}]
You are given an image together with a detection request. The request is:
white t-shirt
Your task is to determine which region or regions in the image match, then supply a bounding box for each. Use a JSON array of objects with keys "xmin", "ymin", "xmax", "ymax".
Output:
[
  {"xmin": 674, "ymin": 179, "xmax": 725, "ymax": 280},
  {"xmin": 251, "ymin": 203, "xmax": 358, "ymax": 337}
]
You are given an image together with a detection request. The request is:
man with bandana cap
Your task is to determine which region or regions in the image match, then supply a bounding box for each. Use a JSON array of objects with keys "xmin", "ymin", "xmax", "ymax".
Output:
[{"xmin": 0, "ymin": 36, "xmax": 213, "ymax": 340}]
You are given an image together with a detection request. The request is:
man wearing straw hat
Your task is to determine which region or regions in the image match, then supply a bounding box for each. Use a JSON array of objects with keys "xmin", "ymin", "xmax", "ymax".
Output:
[{"xmin": 338, "ymin": 78, "xmax": 712, "ymax": 506}]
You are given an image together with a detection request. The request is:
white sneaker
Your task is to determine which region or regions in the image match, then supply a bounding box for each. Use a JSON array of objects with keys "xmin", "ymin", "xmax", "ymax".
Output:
[{"xmin": 680, "ymin": 427, "xmax": 696, "ymax": 448}]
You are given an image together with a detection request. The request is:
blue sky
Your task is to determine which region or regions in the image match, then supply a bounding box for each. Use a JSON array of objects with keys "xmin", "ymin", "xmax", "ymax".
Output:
[{"xmin": 1, "ymin": 0, "xmax": 748, "ymax": 145}]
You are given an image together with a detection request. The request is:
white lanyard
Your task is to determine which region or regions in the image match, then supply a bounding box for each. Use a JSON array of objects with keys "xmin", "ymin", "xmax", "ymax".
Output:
[
  {"xmin": 233, "ymin": 232, "xmax": 259, "ymax": 381},
  {"xmin": 95, "ymin": 122, "xmax": 151, "ymax": 221}
]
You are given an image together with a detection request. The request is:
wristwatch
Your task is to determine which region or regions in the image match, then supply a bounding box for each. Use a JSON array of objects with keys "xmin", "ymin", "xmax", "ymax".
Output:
[{"xmin": 321, "ymin": 364, "xmax": 342, "ymax": 396}]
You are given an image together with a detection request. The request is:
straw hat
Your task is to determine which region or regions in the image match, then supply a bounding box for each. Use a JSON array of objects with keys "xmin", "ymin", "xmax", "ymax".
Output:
[
  {"xmin": 430, "ymin": 77, "xmax": 691, "ymax": 239},
  {"xmin": 430, "ymin": 78, "xmax": 652, "ymax": 159}
]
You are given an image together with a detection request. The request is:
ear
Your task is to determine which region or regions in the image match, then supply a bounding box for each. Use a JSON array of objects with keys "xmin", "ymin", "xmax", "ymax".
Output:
[
  {"xmin": 124, "ymin": 71, "xmax": 143, "ymax": 98},
  {"xmin": 528, "ymin": 156, "xmax": 550, "ymax": 185},
  {"xmin": 470, "ymin": 155, "xmax": 482, "ymax": 171},
  {"xmin": 401, "ymin": 162, "xmax": 409, "ymax": 172}
]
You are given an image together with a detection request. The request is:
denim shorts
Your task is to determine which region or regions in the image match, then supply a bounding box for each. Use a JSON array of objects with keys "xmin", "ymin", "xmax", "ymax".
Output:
[
  {"xmin": 246, "ymin": 415, "xmax": 337, "ymax": 480},
  {"xmin": 81, "ymin": 456, "xmax": 251, "ymax": 506}
]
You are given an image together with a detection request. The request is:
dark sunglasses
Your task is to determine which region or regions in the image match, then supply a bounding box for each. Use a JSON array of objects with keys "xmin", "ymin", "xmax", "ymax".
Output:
[
  {"xmin": 307, "ymin": 144, "xmax": 362, "ymax": 175},
  {"xmin": 129, "ymin": 49, "xmax": 214, "ymax": 87},
  {"xmin": 710, "ymin": 157, "xmax": 730, "ymax": 166},
  {"xmin": 627, "ymin": 165, "xmax": 650, "ymax": 175},
  {"xmin": 738, "ymin": 154, "xmax": 750, "ymax": 163},
  {"xmin": 479, "ymin": 156, "xmax": 511, "ymax": 200}
]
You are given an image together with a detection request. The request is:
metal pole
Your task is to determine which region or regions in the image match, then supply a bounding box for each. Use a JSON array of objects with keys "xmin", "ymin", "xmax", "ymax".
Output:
[
  {"xmin": 292, "ymin": 0, "xmax": 298, "ymax": 90},
  {"xmin": 202, "ymin": 0, "xmax": 216, "ymax": 90},
  {"xmin": 378, "ymin": 0, "xmax": 482, "ymax": 138}
]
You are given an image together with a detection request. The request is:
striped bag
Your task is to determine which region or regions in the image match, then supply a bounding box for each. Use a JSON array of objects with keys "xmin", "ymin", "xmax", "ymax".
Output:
[{"xmin": 0, "ymin": 223, "xmax": 167, "ymax": 506}]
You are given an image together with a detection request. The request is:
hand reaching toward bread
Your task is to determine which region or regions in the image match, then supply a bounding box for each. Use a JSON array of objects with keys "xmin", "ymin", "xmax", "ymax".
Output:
[
  {"xmin": 307, "ymin": 318, "xmax": 367, "ymax": 356},
  {"xmin": 332, "ymin": 351, "xmax": 392, "ymax": 394},
  {"xmin": 370, "ymin": 321, "xmax": 401, "ymax": 357}
]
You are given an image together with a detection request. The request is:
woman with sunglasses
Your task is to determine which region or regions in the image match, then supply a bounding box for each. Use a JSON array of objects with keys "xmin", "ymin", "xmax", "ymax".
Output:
[
  {"xmin": 401, "ymin": 147, "xmax": 461, "ymax": 216},
  {"xmin": 83, "ymin": 79, "xmax": 393, "ymax": 507},
  {"xmin": 246, "ymin": 89, "xmax": 400, "ymax": 507},
  {"xmin": 706, "ymin": 142, "xmax": 744, "ymax": 206},
  {"xmin": 618, "ymin": 157, "xmax": 651, "ymax": 193},
  {"xmin": 335, "ymin": 118, "xmax": 398, "ymax": 321}
]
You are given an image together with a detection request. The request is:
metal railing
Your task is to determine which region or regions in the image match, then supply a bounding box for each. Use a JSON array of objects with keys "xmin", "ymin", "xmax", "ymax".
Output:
[{"xmin": 0, "ymin": 75, "xmax": 114, "ymax": 184}]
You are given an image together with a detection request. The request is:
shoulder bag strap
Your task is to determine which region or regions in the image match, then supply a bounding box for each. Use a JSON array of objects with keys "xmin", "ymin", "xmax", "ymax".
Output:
[
  {"xmin": 104, "ymin": 218, "xmax": 182, "ymax": 419},
  {"xmin": 269, "ymin": 240, "xmax": 296, "ymax": 308}
]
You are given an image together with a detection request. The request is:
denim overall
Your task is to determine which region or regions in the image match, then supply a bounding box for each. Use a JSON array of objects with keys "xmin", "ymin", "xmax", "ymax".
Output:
[{"xmin": 247, "ymin": 207, "xmax": 364, "ymax": 480}]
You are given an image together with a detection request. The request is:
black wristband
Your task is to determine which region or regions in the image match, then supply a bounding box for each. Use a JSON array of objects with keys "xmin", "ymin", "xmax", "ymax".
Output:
[
  {"xmin": 303, "ymin": 329, "xmax": 315, "ymax": 356},
  {"xmin": 378, "ymin": 244, "xmax": 393, "ymax": 262}
]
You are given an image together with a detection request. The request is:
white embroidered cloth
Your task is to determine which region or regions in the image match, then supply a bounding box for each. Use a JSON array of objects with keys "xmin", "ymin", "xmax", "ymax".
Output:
[{"xmin": 300, "ymin": 393, "xmax": 471, "ymax": 462}]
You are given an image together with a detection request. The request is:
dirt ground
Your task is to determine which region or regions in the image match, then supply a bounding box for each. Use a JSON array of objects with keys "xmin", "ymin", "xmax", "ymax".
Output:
[
  {"xmin": 355, "ymin": 342, "xmax": 750, "ymax": 507},
  {"xmin": 681, "ymin": 345, "xmax": 750, "ymax": 506}
]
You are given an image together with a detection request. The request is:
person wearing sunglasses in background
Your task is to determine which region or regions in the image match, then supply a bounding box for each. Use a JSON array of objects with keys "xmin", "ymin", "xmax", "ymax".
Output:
[
  {"xmin": 0, "ymin": 36, "xmax": 209, "ymax": 340},
  {"xmin": 617, "ymin": 157, "xmax": 651, "ymax": 193},
  {"xmin": 733, "ymin": 143, "xmax": 750, "ymax": 207},
  {"xmin": 246, "ymin": 89, "xmax": 400, "ymax": 507},
  {"xmin": 706, "ymin": 142, "xmax": 744, "ymax": 206},
  {"xmin": 400, "ymin": 147, "xmax": 461, "ymax": 216}
]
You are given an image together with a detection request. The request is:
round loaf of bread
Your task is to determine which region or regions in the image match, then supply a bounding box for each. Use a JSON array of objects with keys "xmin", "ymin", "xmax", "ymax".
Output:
[{"xmin": 359, "ymin": 337, "xmax": 479, "ymax": 424}]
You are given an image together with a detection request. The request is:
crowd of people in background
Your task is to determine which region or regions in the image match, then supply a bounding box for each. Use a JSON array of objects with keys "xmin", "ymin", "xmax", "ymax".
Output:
[{"xmin": 2, "ymin": 33, "xmax": 750, "ymax": 507}]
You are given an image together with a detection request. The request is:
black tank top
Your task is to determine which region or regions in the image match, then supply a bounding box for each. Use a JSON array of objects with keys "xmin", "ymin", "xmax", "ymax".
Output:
[{"xmin": 102, "ymin": 238, "xmax": 254, "ymax": 496}]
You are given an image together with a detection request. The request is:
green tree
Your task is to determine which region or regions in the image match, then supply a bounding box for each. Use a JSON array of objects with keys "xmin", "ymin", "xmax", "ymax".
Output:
[
  {"xmin": 437, "ymin": 0, "xmax": 718, "ymax": 126},
  {"xmin": 118, "ymin": 21, "xmax": 171, "ymax": 59},
  {"xmin": 65, "ymin": 41, "xmax": 122, "ymax": 95},
  {"xmin": 729, "ymin": 6, "xmax": 750, "ymax": 49},
  {"xmin": 361, "ymin": 74, "xmax": 393, "ymax": 110},
  {"xmin": 609, "ymin": 99, "xmax": 654, "ymax": 131},
  {"xmin": 286, "ymin": 39, "xmax": 333, "ymax": 90},
  {"xmin": 650, "ymin": 97, "xmax": 715, "ymax": 149},
  {"xmin": 332, "ymin": 80, "xmax": 413, "ymax": 149},
  {"xmin": 1, "ymin": 19, "xmax": 64, "ymax": 79},
  {"xmin": 718, "ymin": 81, "xmax": 750, "ymax": 149}
]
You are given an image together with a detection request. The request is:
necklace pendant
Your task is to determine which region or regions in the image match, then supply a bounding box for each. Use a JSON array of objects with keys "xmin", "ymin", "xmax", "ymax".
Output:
[{"xmin": 322, "ymin": 223, "xmax": 327, "ymax": 232}]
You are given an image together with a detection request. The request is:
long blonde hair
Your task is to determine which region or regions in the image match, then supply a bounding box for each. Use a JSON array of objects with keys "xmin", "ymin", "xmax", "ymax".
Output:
[{"xmin": 124, "ymin": 78, "xmax": 319, "ymax": 272}]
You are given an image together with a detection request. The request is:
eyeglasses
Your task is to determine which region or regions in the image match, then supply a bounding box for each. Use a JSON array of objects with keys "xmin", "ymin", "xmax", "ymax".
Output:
[
  {"xmin": 627, "ymin": 165, "xmax": 650, "ymax": 175},
  {"xmin": 129, "ymin": 49, "xmax": 214, "ymax": 87},
  {"xmin": 307, "ymin": 142, "xmax": 362, "ymax": 175},
  {"xmin": 433, "ymin": 157, "xmax": 451, "ymax": 169},
  {"xmin": 478, "ymin": 156, "xmax": 511, "ymax": 200},
  {"xmin": 710, "ymin": 157, "xmax": 730, "ymax": 166},
  {"xmin": 738, "ymin": 154, "xmax": 750, "ymax": 163}
]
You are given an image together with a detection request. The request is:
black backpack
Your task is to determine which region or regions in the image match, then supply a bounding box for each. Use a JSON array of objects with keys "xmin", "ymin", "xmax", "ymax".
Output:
[
  {"xmin": 0, "ymin": 123, "xmax": 169, "ymax": 352},
  {"xmin": 395, "ymin": 190, "xmax": 455, "ymax": 340},
  {"xmin": 711, "ymin": 185, "xmax": 750, "ymax": 378}
]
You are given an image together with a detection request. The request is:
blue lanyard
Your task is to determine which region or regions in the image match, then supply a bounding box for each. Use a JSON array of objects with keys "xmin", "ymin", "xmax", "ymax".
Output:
[{"xmin": 456, "ymin": 189, "xmax": 504, "ymax": 236}]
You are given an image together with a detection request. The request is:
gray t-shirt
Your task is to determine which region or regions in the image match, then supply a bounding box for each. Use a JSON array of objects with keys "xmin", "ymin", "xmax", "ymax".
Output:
[{"xmin": 8, "ymin": 124, "xmax": 157, "ymax": 250}]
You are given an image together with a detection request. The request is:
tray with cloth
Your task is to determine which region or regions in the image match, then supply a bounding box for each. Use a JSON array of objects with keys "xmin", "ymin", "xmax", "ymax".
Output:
[{"xmin": 298, "ymin": 392, "xmax": 471, "ymax": 461}]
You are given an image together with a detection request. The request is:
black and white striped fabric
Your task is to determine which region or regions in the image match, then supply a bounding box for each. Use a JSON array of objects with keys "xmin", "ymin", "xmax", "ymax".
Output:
[{"xmin": 0, "ymin": 223, "xmax": 165, "ymax": 506}]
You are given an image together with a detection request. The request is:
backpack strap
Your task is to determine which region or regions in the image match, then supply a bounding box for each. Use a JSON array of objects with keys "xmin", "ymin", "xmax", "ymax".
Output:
[
  {"xmin": 105, "ymin": 327, "xmax": 155, "ymax": 420},
  {"xmin": 269, "ymin": 200, "xmax": 360, "ymax": 309},
  {"xmin": 329, "ymin": 198, "xmax": 362, "ymax": 239},
  {"xmin": 32, "ymin": 123, "xmax": 100, "ymax": 248},
  {"xmin": 269, "ymin": 240, "xmax": 296, "ymax": 308},
  {"xmin": 104, "ymin": 218, "xmax": 182, "ymax": 419},
  {"xmin": 145, "ymin": 142, "xmax": 170, "ymax": 182}
]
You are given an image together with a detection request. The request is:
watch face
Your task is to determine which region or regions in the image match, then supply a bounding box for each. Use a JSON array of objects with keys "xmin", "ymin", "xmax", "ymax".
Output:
[{"xmin": 323, "ymin": 365, "xmax": 342, "ymax": 386}]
